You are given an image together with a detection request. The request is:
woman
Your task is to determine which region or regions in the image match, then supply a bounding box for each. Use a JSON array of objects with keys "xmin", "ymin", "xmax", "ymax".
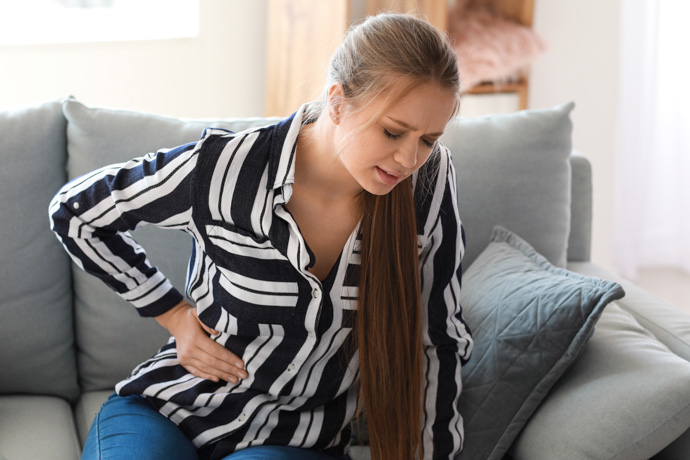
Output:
[{"xmin": 50, "ymin": 13, "xmax": 473, "ymax": 460}]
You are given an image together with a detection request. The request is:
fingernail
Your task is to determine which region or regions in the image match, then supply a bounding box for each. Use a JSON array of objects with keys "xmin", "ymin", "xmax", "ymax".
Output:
[
  {"xmin": 239, "ymin": 371, "xmax": 248, "ymax": 379},
  {"xmin": 235, "ymin": 361, "xmax": 244, "ymax": 368}
]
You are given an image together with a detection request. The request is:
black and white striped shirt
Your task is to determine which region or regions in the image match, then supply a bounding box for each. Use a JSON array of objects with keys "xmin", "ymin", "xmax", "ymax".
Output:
[{"xmin": 49, "ymin": 103, "xmax": 473, "ymax": 459}]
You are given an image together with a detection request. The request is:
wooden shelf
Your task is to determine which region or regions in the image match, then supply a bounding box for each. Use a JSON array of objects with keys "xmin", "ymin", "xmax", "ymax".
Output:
[
  {"xmin": 465, "ymin": 81, "xmax": 526, "ymax": 95},
  {"xmin": 463, "ymin": 76, "xmax": 529, "ymax": 109},
  {"xmin": 366, "ymin": 0, "xmax": 448, "ymax": 31},
  {"xmin": 264, "ymin": 0, "xmax": 349, "ymax": 117}
]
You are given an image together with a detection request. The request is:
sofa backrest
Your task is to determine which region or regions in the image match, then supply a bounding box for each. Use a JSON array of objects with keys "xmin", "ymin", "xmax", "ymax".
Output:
[
  {"xmin": 440, "ymin": 102, "xmax": 575, "ymax": 268},
  {"xmin": 0, "ymin": 100, "xmax": 80, "ymax": 402}
]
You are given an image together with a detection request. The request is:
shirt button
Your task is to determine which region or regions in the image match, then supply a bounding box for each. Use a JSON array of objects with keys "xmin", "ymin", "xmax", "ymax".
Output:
[
  {"xmin": 288, "ymin": 363, "xmax": 296, "ymax": 372},
  {"xmin": 238, "ymin": 413, "xmax": 246, "ymax": 422},
  {"xmin": 308, "ymin": 331, "xmax": 315, "ymax": 339},
  {"xmin": 73, "ymin": 202, "xmax": 80, "ymax": 209},
  {"xmin": 312, "ymin": 289, "xmax": 321, "ymax": 299}
]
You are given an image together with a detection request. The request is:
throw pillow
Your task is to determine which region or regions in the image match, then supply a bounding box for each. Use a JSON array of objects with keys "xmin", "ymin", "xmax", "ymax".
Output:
[{"xmin": 456, "ymin": 226, "xmax": 625, "ymax": 460}]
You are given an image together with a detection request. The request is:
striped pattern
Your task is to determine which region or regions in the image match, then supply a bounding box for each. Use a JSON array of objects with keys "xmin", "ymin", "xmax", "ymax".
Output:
[{"xmin": 49, "ymin": 104, "xmax": 473, "ymax": 459}]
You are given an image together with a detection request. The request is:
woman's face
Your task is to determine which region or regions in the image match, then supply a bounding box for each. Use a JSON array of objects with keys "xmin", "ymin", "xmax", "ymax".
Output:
[{"xmin": 333, "ymin": 81, "xmax": 456, "ymax": 196}]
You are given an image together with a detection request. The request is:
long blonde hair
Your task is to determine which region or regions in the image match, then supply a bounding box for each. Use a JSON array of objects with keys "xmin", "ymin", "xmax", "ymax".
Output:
[{"xmin": 309, "ymin": 14, "xmax": 461, "ymax": 459}]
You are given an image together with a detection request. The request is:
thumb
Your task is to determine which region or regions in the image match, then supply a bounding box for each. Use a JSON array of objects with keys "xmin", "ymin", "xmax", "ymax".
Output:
[{"xmin": 192, "ymin": 308, "xmax": 220, "ymax": 336}]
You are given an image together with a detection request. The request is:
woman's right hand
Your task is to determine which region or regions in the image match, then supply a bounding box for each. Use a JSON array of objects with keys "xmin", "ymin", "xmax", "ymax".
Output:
[{"xmin": 155, "ymin": 300, "xmax": 248, "ymax": 384}]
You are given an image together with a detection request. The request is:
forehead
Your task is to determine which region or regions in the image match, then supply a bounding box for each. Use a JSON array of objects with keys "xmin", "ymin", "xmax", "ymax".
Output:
[{"xmin": 374, "ymin": 81, "xmax": 457, "ymax": 133}]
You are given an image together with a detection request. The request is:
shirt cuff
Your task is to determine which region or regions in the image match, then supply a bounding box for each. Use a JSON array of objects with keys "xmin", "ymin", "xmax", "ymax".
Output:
[{"xmin": 120, "ymin": 273, "xmax": 184, "ymax": 317}]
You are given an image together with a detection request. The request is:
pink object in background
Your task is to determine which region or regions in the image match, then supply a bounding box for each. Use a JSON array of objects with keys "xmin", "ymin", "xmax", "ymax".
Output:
[{"xmin": 447, "ymin": 6, "xmax": 547, "ymax": 91}]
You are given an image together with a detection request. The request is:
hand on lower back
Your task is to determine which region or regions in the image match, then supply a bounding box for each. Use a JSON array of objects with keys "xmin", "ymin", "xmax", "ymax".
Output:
[{"xmin": 155, "ymin": 300, "xmax": 248, "ymax": 383}]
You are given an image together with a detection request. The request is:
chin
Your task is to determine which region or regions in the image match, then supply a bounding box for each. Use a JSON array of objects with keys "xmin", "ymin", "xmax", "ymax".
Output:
[{"xmin": 362, "ymin": 182, "xmax": 397, "ymax": 196}]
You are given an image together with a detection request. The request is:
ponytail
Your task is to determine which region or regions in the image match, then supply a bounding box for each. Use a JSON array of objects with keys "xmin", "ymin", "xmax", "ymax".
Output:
[{"xmin": 356, "ymin": 177, "xmax": 424, "ymax": 459}]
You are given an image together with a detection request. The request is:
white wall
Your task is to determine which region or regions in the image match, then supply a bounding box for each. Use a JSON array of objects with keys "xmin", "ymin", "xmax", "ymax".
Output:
[
  {"xmin": 1, "ymin": 0, "xmax": 621, "ymax": 270},
  {"xmin": 459, "ymin": 1, "xmax": 622, "ymax": 271},
  {"xmin": 0, "ymin": 0, "xmax": 268, "ymax": 118},
  {"xmin": 530, "ymin": 0, "xmax": 621, "ymax": 271}
]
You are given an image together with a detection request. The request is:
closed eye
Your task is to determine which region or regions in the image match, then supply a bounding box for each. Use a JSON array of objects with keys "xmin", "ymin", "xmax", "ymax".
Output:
[
  {"xmin": 383, "ymin": 129, "xmax": 401, "ymax": 140},
  {"xmin": 421, "ymin": 138, "xmax": 435, "ymax": 149},
  {"xmin": 385, "ymin": 128, "xmax": 436, "ymax": 149}
]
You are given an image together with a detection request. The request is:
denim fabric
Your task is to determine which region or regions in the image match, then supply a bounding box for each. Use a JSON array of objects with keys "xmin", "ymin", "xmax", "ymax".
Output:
[
  {"xmin": 82, "ymin": 394, "xmax": 350, "ymax": 460},
  {"xmin": 219, "ymin": 445, "xmax": 349, "ymax": 459},
  {"xmin": 82, "ymin": 393, "xmax": 199, "ymax": 460}
]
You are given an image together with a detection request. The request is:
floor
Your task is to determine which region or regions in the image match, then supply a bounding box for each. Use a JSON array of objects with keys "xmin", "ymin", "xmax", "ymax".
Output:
[{"xmin": 632, "ymin": 267, "xmax": 690, "ymax": 315}]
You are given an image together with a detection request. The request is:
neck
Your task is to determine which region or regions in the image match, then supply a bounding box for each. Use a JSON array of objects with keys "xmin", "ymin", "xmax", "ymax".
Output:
[{"xmin": 294, "ymin": 114, "xmax": 364, "ymax": 203}]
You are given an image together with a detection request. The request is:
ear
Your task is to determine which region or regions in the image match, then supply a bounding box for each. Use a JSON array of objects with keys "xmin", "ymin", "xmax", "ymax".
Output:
[{"xmin": 327, "ymin": 82, "xmax": 345, "ymax": 124}]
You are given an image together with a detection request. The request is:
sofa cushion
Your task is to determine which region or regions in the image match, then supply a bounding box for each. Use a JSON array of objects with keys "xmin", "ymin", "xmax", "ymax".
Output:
[
  {"xmin": 62, "ymin": 98, "xmax": 281, "ymax": 390},
  {"xmin": 440, "ymin": 102, "xmax": 575, "ymax": 268},
  {"xmin": 510, "ymin": 301, "xmax": 690, "ymax": 459},
  {"xmin": 0, "ymin": 395, "xmax": 81, "ymax": 460},
  {"xmin": 74, "ymin": 390, "xmax": 113, "ymax": 447},
  {"xmin": 0, "ymin": 100, "xmax": 79, "ymax": 402},
  {"xmin": 456, "ymin": 226, "xmax": 624, "ymax": 460},
  {"xmin": 569, "ymin": 262, "xmax": 690, "ymax": 362}
]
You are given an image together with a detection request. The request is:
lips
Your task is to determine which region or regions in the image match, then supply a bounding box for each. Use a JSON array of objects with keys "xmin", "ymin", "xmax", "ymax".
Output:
[{"xmin": 376, "ymin": 166, "xmax": 402, "ymax": 185}]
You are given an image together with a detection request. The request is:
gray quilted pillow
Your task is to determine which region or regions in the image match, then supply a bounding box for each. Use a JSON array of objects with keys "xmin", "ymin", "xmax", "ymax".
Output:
[{"xmin": 457, "ymin": 226, "xmax": 625, "ymax": 460}]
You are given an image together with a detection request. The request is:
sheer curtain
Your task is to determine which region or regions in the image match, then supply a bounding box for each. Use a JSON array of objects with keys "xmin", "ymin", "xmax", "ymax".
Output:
[{"xmin": 614, "ymin": 0, "xmax": 690, "ymax": 280}]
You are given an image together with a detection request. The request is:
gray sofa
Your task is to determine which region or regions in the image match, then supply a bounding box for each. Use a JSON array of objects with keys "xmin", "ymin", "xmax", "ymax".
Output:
[{"xmin": 1, "ymin": 97, "xmax": 689, "ymax": 460}]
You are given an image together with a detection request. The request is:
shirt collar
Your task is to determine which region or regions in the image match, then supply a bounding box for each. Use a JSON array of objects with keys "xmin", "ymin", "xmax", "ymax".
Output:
[{"xmin": 266, "ymin": 102, "xmax": 311, "ymax": 191}]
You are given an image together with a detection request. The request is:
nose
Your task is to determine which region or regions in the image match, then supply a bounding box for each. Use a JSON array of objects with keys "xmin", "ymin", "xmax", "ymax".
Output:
[{"xmin": 394, "ymin": 142, "xmax": 417, "ymax": 170}]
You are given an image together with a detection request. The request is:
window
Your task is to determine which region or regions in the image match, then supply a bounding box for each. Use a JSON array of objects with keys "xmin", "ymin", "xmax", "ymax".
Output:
[{"xmin": 0, "ymin": 0, "xmax": 199, "ymax": 45}]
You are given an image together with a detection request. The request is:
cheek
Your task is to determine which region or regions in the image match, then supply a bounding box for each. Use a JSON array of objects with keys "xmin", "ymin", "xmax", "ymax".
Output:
[
  {"xmin": 405, "ymin": 148, "xmax": 434, "ymax": 176},
  {"xmin": 419, "ymin": 149, "xmax": 435, "ymax": 167},
  {"xmin": 340, "ymin": 138, "xmax": 377, "ymax": 169}
]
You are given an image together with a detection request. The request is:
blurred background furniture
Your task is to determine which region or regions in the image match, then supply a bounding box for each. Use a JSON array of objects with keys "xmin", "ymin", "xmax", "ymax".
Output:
[{"xmin": 265, "ymin": 0, "xmax": 542, "ymax": 116}]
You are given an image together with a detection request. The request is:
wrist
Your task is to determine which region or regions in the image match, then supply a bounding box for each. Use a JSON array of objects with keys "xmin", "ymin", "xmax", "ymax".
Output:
[{"xmin": 155, "ymin": 299, "xmax": 192, "ymax": 332}]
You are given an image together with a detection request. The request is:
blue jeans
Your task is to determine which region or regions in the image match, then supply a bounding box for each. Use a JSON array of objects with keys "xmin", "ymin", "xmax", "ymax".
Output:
[{"xmin": 82, "ymin": 393, "xmax": 350, "ymax": 460}]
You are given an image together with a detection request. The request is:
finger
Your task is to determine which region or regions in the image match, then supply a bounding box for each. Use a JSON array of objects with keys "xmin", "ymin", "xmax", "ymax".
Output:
[
  {"xmin": 196, "ymin": 336, "xmax": 246, "ymax": 371},
  {"xmin": 177, "ymin": 325, "xmax": 248, "ymax": 380},
  {"xmin": 188, "ymin": 344, "xmax": 248, "ymax": 381},
  {"xmin": 185, "ymin": 364, "xmax": 221, "ymax": 383},
  {"xmin": 186, "ymin": 357, "xmax": 241, "ymax": 383}
]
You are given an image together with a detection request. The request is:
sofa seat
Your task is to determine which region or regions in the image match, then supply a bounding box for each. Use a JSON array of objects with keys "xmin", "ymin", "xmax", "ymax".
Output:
[
  {"xmin": 0, "ymin": 396, "xmax": 80, "ymax": 460},
  {"xmin": 73, "ymin": 391, "xmax": 112, "ymax": 450}
]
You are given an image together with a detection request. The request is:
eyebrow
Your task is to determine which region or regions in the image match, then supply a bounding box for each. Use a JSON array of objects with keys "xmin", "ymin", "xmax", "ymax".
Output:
[{"xmin": 386, "ymin": 117, "xmax": 444, "ymax": 137}]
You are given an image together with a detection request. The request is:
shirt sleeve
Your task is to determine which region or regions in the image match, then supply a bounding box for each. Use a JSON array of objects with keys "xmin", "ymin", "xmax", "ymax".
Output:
[
  {"xmin": 418, "ymin": 146, "xmax": 474, "ymax": 459},
  {"xmin": 48, "ymin": 140, "xmax": 201, "ymax": 318}
]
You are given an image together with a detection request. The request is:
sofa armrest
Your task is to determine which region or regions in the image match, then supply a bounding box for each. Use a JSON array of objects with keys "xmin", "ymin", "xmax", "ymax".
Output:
[
  {"xmin": 567, "ymin": 151, "xmax": 593, "ymax": 263},
  {"xmin": 568, "ymin": 262, "xmax": 690, "ymax": 362}
]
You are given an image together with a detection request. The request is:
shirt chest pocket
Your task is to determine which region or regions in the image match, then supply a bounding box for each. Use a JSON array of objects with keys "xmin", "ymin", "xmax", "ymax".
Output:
[{"xmin": 204, "ymin": 223, "xmax": 304, "ymax": 325}]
